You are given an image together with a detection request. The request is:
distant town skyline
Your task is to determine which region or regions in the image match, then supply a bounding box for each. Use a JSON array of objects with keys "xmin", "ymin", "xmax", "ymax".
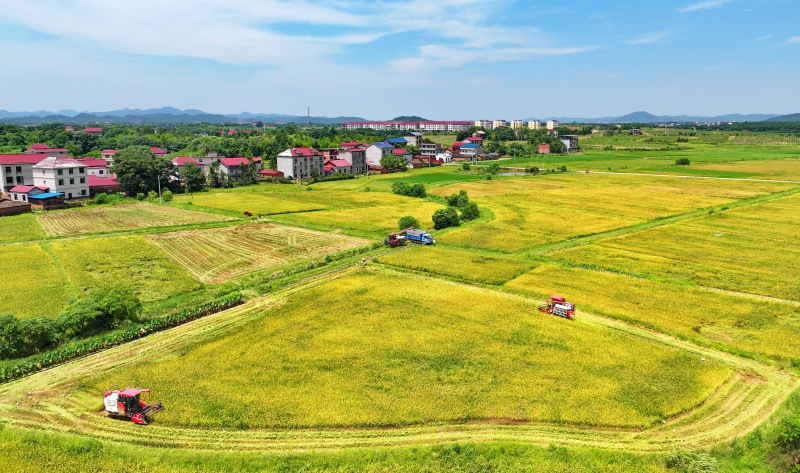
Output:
[{"xmin": 0, "ymin": 0, "xmax": 798, "ymax": 120}]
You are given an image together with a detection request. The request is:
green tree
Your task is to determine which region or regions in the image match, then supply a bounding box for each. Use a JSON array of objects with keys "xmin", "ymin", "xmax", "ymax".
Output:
[
  {"xmin": 398, "ymin": 216, "xmax": 419, "ymax": 230},
  {"xmin": 238, "ymin": 159, "xmax": 260, "ymax": 185},
  {"xmin": 180, "ymin": 162, "xmax": 205, "ymax": 193},
  {"xmin": 111, "ymin": 145, "xmax": 175, "ymax": 195},
  {"xmin": 0, "ymin": 314, "xmax": 23, "ymax": 359},
  {"xmin": 432, "ymin": 207, "xmax": 461, "ymax": 230},
  {"xmin": 460, "ymin": 201, "xmax": 480, "ymax": 221}
]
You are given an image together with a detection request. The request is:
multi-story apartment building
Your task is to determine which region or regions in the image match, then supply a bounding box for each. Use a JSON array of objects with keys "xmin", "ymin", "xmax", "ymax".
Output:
[
  {"xmin": 337, "ymin": 148, "xmax": 367, "ymax": 174},
  {"xmin": 528, "ymin": 120, "xmax": 541, "ymax": 130},
  {"xmin": 474, "ymin": 120, "xmax": 493, "ymax": 130},
  {"xmin": 546, "ymin": 120, "xmax": 560, "ymax": 130},
  {"xmin": 276, "ymin": 147, "xmax": 324, "ymax": 179},
  {"xmin": 492, "ymin": 120, "xmax": 508, "ymax": 129},
  {"xmin": 32, "ymin": 156, "xmax": 89, "ymax": 199},
  {"xmin": 420, "ymin": 142, "xmax": 442, "ymax": 157},
  {"xmin": 0, "ymin": 154, "xmax": 47, "ymax": 193},
  {"xmin": 510, "ymin": 120, "xmax": 525, "ymax": 129}
]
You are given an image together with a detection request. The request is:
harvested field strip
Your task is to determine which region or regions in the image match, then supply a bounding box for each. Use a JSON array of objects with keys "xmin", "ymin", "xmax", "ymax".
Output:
[
  {"xmin": 0, "ymin": 268, "xmax": 794, "ymax": 452},
  {"xmin": 376, "ymin": 245, "xmax": 537, "ymax": 284},
  {"xmin": 0, "ymin": 243, "xmax": 71, "ymax": 318},
  {"xmin": 37, "ymin": 203, "xmax": 233, "ymax": 236},
  {"xmin": 147, "ymin": 223, "xmax": 371, "ymax": 283},
  {"xmin": 50, "ymin": 236, "xmax": 201, "ymax": 302},
  {"xmin": 275, "ymin": 201, "xmax": 446, "ymax": 234},
  {"xmin": 505, "ymin": 265, "xmax": 800, "ymax": 361}
]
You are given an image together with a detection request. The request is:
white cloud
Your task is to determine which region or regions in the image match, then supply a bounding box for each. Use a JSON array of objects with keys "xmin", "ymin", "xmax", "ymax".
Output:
[
  {"xmin": 785, "ymin": 36, "xmax": 800, "ymax": 45},
  {"xmin": 625, "ymin": 32, "xmax": 671, "ymax": 45},
  {"xmin": 678, "ymin": 1, "xmax": 728, "ymax": 13}
]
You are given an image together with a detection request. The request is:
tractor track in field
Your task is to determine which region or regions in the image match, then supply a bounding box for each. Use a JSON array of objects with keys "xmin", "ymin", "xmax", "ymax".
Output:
[{"xmin": 0, "ymin": 266, "xmax": 796, "ymax": 453}]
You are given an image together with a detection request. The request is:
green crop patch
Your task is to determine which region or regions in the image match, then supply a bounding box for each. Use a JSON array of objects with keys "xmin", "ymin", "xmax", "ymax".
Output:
[
  {"xmin": 0, "ymin": 213, "xmax": 44, "ymax": 243},
  {"xmin": 377, "ymin": 245, "xmax": 537, "ymax": 284},
  {"xmin": 0, "ymin": 243, "xmax": 70, "ymax": 318},
  {"xmin": 50, "ymin": 236, "xmax": 201, "ymax": 302},
  {"xmin": 84, "ymin": 270, "xmax": 730, "ymax": 430},
  {"xmin": 37, "ymin": 203, "xmax": 232, "ymax": 236}
]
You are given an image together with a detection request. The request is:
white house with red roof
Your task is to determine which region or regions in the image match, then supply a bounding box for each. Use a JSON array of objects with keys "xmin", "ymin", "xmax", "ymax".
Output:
[
  {"xmin": 324, "ymin": 159, "xmax": 353, "ymax": 175},
  {"xmin": 8, "ymin": 185, "xmax": 49, "ymax": 203},
  {"xmin": 277, "ymin": 147, "xmax": 324, "ymax": 179},
  {"xmin": 32, "ymin": 156, "xmax": 90, "ymax": 199},
  {"xmin": 101, "ymin": 149, "xmax": 118, "ymax": 164},
  {"xmin": 0, "ymin": 154, "xmax": 50, "ymax": 192},
  {"xmin": 218, "ymin": 157, "xmax": 262, "ymax": 178},
  {"xmin": 337, "ymin": 148, "xmax": 367, "ymax": 174},
  {"xmin": 338, "ymin": 141, "xmax": 365, "ymax": 151},
  {"xmin": 76, "ymin": 158, "xmax": 111, "ymax": 177},
  {"xmin": 25, "ymin": 144, "xmax": 69, "ymax": 157},
  {"xmin": 392, "ymin": 148, "xmax": 413, "ymax": 164}
]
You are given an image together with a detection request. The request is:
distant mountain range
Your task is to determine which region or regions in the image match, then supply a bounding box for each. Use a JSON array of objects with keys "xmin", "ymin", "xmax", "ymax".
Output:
[
  {"xmin": 0, "ymin": 107, "xmax": 366, "ymax": 125},
  {"xmin": 541, "ymin": 111, "xmax": 782, "ymax": 124},
  {"xmin": 0, "ymin": 108, "xmax": 797, "ymax": 125}
]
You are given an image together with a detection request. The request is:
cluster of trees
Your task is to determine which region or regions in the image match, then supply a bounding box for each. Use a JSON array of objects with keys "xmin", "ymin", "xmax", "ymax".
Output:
[
  {"xmin": 380, "ymin": 154, "xmax": 409, "ymax": 171},
  {"xmin": 391, "ymin": 182, "xmax": 426, "ymax": 198},
  {"xmin": 430, "ymin": 190, "xmax": 481, "ymax": 230},
  {"xmin": 0, "ymin": 286, "xmax": 141, "ymax": 359}
]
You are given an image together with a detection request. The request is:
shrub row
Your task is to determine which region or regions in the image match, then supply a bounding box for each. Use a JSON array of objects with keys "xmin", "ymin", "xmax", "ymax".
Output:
[{"xmin": 0, "ymin": 294, "xmax": 244, "ymax": 384}]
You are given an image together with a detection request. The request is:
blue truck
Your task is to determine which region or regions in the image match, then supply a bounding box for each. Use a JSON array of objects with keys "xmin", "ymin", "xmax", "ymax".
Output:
[{"xmin": 405, "ymin": 229, "xmax": 436, "ymax": 245}]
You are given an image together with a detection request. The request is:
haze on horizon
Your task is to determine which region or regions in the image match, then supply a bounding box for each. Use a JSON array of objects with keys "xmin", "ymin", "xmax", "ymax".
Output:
[{"xmin": 0, "ymin": 0, "xmax": 797, "ymax": 120}]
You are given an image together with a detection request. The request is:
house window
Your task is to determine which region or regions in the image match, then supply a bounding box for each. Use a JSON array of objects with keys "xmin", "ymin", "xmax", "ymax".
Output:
[
  {"xmin": 58, "ymin": 179, "xmax": 64, "ymax": 185},
  {"xmin": 5, "ymin": 177, "xmax": 12, "ymax": 184},
  {"xmin": 68, "ymin": 193, "xmax": 72, "ymax": 198},
  {"xmin": 16, "ymin": 176, "xmax": 23, "ymax": 184},
  {"xmin": 69, "ymin": 178, "xmax": 74, "ymax": 185},
  {"xmin": 68, "ymin": 168, "xmax": 74, "ymax": 174},
  {"xmin": 12, "ymin": 194, "xmax": 17, "ymax": 200},
  {"xmin": 79, "ymin": 168, "xmax": 85, "ymax": 174},
  {"xmin": 99, "ymin": 170, "xmax": 104, "ymax": 175},
  {"xmin": 15, "ymin": 166, "xmax": 21, "ymax": 173},
  {"xmin": 57, "ymin": 169, "xmax": 63, "ymax": 175},
  {"xmin": 22, "ymin": 195, "xmax": 26, "ymax": 202},
  {"xmin": 80, "ymin": 189, "xmax": 86, "ymax": 196},
  {"xmin": 79, "ymin": 177, "xmax": 85, "ymax": 184}
]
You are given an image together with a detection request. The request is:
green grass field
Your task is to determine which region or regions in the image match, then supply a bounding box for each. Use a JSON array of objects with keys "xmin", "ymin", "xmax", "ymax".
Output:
[
  {"xmin": 0, "ymin": 213, "xmax": 44, "ymax": 243},
  {"xmin": 84, "ymin": 270, "xmax": 730, "ymax": 430},
  {"xmin": 0, "ymin": 243, "xmax": 71, "ymax": 318},
  {"xmin": 51, "ymin": 235, "xmax": 202, "ymax": 302}
]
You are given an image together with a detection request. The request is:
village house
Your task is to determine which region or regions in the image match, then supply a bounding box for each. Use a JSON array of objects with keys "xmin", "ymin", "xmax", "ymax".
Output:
[
  {"xmin": 420, "ymin": 142, "xmax": 441, "ymax": 157},
  {"xmin": 101, "ymin": 149, "xmax": 118, "ymax": 164},
  {"xmin": 259, "ymin": 169, "xmax": 284, "ymax": 181},
  {"xmin": 365, "ymin": 142, "xmax": 393, "ymax": 163},
  {"xmin": 32, "ymin": 156, "xmax": 90, "ymax": 199},
  {"xmin": 385, "ymin": 137, "xmax": 408, "ymax": 147},
  {"xmin": 25, "ymin": 144, "xmax": 69, "ymax": 157},
  {"xmin": 392, "ymin": 148, "xmax": 413, "ymax": 164},
  {"xmin": 276, "ymin": 147, "xmax": 324, "ymax": 179},
  {"xmin": 559, "ymin": 135, "xmax": 580, "ymax": 153},
  {"xmin": 76, "ymin": 158, "xmax": 112, "ymax": 177},
  {"xmin": 0, "ymin": 197, "xmax": 31, "ymax": 216},
  {"xmin": 324, "ymin": 159, "xmax": 353, "ymax": 175},
  {"xmin": 87, "ymin": 175, "xmax": 122, "ymax": 195},
  {"xmin": 0, "ymin": 154, "xmax": 47, "ymax": 192},
  {"xmin": 7, "ymin": 185, "xmax": 49, "ymax": 203},
  {"xmin": 218, "ymin": 157, "xmax": 262, "ymax": 178},
  {"xmin": 337, "ymin": 148, "xmax": 367, "ymax": 174},
  {"xmin": 459, "ymin": 143, "xmax": 485, "ymax": 159},
  {"xmin": 436, "ymin": 151, "xmax": 453, "ymax": 163},
  {"xmin": 538, "ymin": 143, "xmax": 551, "ymax": 154},
  {"xmin": 402, "ymin": 132, "xmax": 423, "ymax": 148}
]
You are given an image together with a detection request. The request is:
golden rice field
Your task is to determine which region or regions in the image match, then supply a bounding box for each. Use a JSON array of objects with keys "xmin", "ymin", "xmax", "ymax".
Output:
[
  {"xmin": 0, "ymin": 213, "xmax": 44, "ymax": 243},
  {"xmin": 429, "ymin": 174, "xmax": 792, "ymax": 252},
  {"xmin": 505, "ymin": 265, "xmax": 800, "ymax": 361},
  {"xmin": 147, "ymin": 223, "xmax": 371, "ymax": 283},
  {"xmin": 692, "ymin": 158, "xmax": 800, "ymax": 180},
  {"xmin": 0, "ymin": 243, "xmax": 70, "ymax": 318},
  {"xmin": 276, "ymin": 201, "xmax": 447, "ymax": 233},
  {"xmin": 37, "ymin": 203, "xmax": 233, "ymax": 236},
  {"xmin": 50, "ymin": 236, "xmax": 201, "ymax": 302},
  {"xmin": 175, "ymin": 191, "xmax": 326, "ymax": 215},
  {"xmin": 377, "ymin": 245, "xmax": 537, "ymax": 284},
  {"xmin": 83, "ymin": 270, "xmax": 730, "ymax": 430}
]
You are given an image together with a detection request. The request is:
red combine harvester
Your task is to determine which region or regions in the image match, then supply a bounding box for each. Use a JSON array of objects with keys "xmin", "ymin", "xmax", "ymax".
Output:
[
  {"xmin": 384, "ymin": 232, "xmax": 407, "ymax": 247},
  {"xmin": 539, "ymin": 295, "xmax": 576, "ymax": 320},
  {"xmin": 103, "ymin": 388, "xmax": 164, "ymax": 425}
]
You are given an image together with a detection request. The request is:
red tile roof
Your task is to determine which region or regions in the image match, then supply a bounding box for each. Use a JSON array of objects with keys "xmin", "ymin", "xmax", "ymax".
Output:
[
  {"xmin": 101, "ymin": 149, "xmax": 118, "ymax": 154},
  {"xmin": 172, "ymin": 156, "xmax": 199, "ymax": 166},
  {"xmin": 87, "ymin": 175, "xmax": 121, "ymax": 187},
  {"xmin": 259, "ymin": 169, "xmax": 284, "ymax": 176},
  {"xmin": 75, "ymin": 158, "xmax": 107, "ymax": 167},
  {"xmin": 0, "ymin": 154, "xmax": 47, "ymax": 165},
  {"xmin": 466, "ymin": 136, "xmax": 484, "ymax": 142},
  {"xmin": 151, "ymin": 147, "xmax": 166, "ymax": 155},
  {"xmin": 82, "ymin": 127, "xmax": 102, "ymax": 133},
  {"xmin": 392, "ymin": 148, "xmax": 409, "ymax": 155},
  {"xmin": 28, "ymin": 144, "xmax": 50, "ymax": 150},
  {"xmin": 284, "ymin": 147, "xmax": 321, "ymax": 157},
  {"xmin": 340, "ymin": 141, "xmax": 359, "ymax": 147},
  {"xmin": 328, "ymin": 159, "xmax": 351, "ymax": 167},
  {"xmin": 220, "ymin": 157, "xmax": 261, "ymax": 167},
  {"xmin": 345, "ymin": 148, "xmax": 365, "ymax": 153},
  {"xmin": 9, "ymin": 185, "xmax": 48, "ymax": 193}
]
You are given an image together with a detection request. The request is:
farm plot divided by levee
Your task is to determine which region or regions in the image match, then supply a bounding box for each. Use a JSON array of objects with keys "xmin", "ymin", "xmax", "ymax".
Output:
[{"xmin": 147, "ymin": 223, "xmax": 372, "ymax": 283}]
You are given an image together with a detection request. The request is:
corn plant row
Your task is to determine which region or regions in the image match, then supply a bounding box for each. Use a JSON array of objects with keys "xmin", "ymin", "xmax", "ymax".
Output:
[{"xmin": 0, "ymin": 294, "xmax": 244, "ymax": 384}]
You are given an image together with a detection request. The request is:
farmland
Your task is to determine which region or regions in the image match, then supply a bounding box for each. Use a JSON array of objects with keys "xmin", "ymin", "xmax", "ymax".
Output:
[
  {"xmin": 1, "ymin": 130, "xmax": 800, "ymax": 471},
  {"xmin": 147, "ymin": 223, "xmax": 371, "ymax": 283},
  {"xmin": 37, "ymin": 202, "xmax": 233, "ymax": 236}
]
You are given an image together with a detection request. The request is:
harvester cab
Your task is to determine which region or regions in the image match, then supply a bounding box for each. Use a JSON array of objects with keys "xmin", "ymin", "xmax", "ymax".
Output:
[
  {"xmin": 538, "ymin": 295, "xmax": 575, "ymax": 320},
  {"xmin": 103, "ymin": 388, "xmax": 164, "ymax": 425}
]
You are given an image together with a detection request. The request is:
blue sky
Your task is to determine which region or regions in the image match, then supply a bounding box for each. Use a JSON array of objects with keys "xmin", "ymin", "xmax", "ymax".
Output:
[{"xmin": 0, "ymin": 0, "xmax": 798, "ymax": 120}]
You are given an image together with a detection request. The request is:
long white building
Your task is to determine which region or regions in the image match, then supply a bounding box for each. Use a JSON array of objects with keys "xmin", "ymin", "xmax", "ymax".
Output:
[{"xmin": 340, "ymin": 121, "xmax": 472, "ymax": 132}]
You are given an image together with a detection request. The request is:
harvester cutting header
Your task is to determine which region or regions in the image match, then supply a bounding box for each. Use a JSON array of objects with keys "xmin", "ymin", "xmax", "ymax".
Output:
[
  {"xmin": 103, "ymin": 388, "xmax": 164, "ymax": 425},
  {"xmin": 539, "ymin": 295, "xmax": 576, "ymax": 320}
]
